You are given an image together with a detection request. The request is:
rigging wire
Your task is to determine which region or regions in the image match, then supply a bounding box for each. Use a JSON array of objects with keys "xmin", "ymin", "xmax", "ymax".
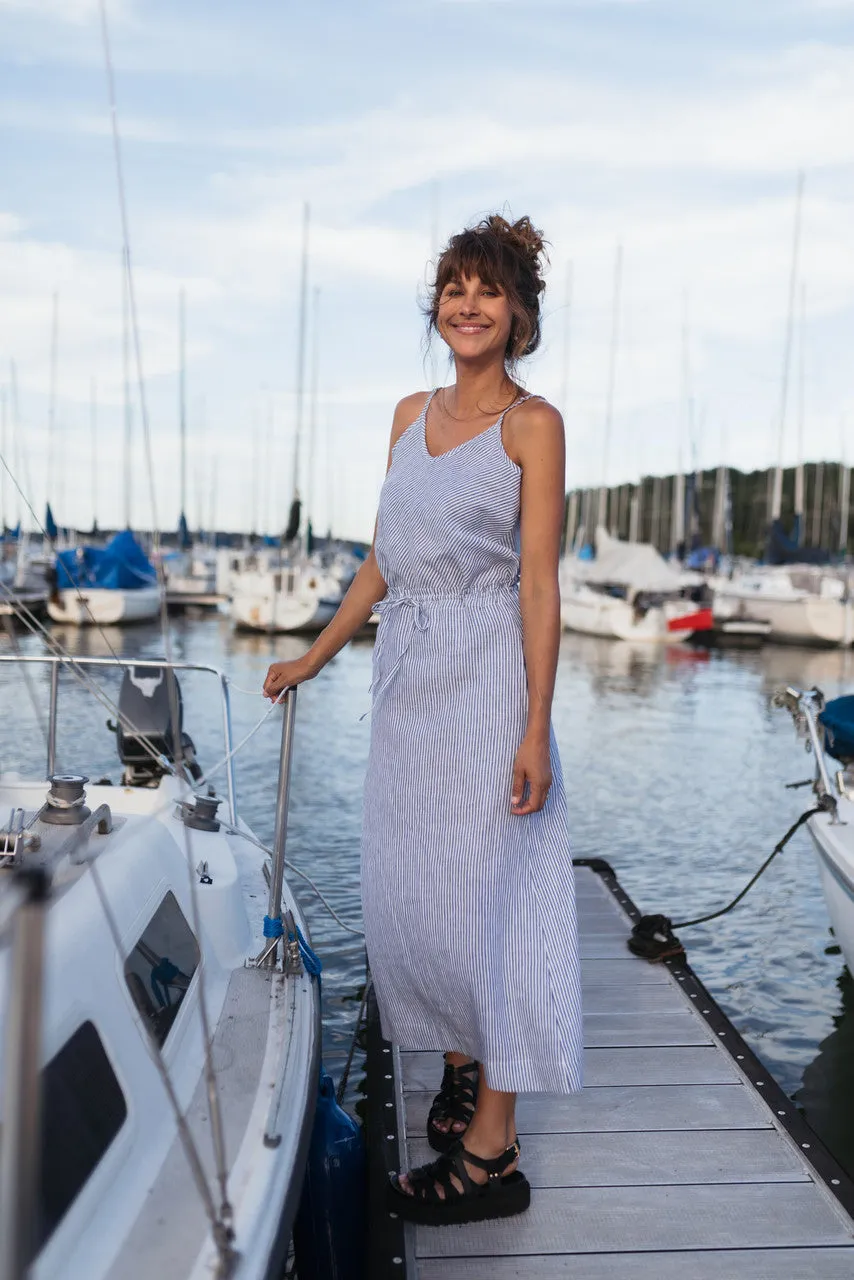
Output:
[
  {"xmin": 87, "ymin": 859, "xmax": 235, "ymax": 1263},
  {"xmin": 222, "ymin": 822, "xmax": 365, "ymax": 938},
  {"xmin": 98, "ymin": 0, "xmax": 234, "ymax": 1230}
]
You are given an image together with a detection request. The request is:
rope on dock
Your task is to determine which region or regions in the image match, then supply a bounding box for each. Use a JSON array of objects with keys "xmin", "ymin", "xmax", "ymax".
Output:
[{"xmin": 628, "ymin": 798, "xmax": 831, "ymax": 962}]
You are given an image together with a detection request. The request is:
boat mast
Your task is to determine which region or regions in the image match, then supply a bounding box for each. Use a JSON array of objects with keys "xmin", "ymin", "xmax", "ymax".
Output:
[
  {"xmin": 629, "ymin": 483, "xmax": 641, "ymax": 543},
  {"xmin": 179, "ymin": 289, "xmax": 187, "ymax": 534},
  {"xmin": 47, "ymin": 291, "xmax": 58, "ymax": 527},
  {"xmin": 598, "ymin": 244, "xmax": 622, "ymax": 533},
  {"xmin": 0, "ymin": 384, "xmax": 6, "ymax": 533},
  {"xmin": 559, "ymin": 261, "xmax": 573, "ymax": 423},
  {"xmin": 794, "ymin": 282, "xmax": 806, "ymax": 544},
  {"xmin": 671, "ymin": 293, "xmax": 689, "ymax": 555},
  {"xmin": 9, "ymin": 361, "xmax": 24, "ymax": 531},
  {"xmin": 771, "ymin": 171, "xmax": 804, "ymax": 523},
  {"xmin": 812, "ymin": 462, "xmax": 825, "ymax": 548},
  {"xmin": 838, "ymin": 423, "xmax": 849, "ymax": 557},
  {"xmin": 90, "ymin": 377, "xmax": 97, "ymax": 532},
  {"xmin": 291, "ymin": 202, "xmax": 310, "ymax": 546},
  {"xmin": 306, "ymin": 287, "xmax": 320, "ymax": 552},
  {"xmin": 429, "ymin": 182, "xmax": 441, "ymax": 390},
  {"xmin": 122, "ymin": 247, "xmax": 132, "ymax": 529}
]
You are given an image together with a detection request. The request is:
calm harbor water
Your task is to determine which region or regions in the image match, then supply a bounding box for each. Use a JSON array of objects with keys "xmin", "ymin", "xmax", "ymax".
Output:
[{"xmin": 3, "ymin": 616, "xmax": 854, "ymax": 1176}]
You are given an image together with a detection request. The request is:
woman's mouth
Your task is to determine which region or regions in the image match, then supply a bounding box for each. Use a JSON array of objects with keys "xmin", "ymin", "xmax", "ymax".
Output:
[{"xmin": 454, "ymin": 324, "xmax": 489, "ymax": 334}]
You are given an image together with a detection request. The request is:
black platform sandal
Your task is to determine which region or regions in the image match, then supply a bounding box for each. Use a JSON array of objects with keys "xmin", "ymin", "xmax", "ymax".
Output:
[
  {"xmin": 387, "ymin": 1140, "xmax": 529, "ymax": 1226},
  {"xmin": 427, "ymin": 1058, "xmax": 479, "ymax": 1153}
]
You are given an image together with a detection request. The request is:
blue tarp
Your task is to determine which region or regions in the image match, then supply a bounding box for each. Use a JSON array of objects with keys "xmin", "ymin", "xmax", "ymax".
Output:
[
  {"xmin": 55, "ymin": 529, "xmax": 157, "ymax": 591},
  {"xmin": 819, "ymin": 696, "xmax": 854, "ymax": 763}
]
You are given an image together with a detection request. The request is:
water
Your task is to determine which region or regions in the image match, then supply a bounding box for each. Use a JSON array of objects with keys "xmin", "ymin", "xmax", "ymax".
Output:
[{"xmin": 4, "ymin": 617, "xmax": 854, "ymax": 1176}]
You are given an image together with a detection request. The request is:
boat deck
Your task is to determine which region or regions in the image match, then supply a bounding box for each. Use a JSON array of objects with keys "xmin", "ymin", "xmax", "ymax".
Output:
[{"xmin": 366, "ymin": 860, "xmax": 854, "ymax": 1279}]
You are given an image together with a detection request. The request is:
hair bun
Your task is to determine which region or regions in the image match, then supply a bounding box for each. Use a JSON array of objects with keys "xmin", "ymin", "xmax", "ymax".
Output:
[{"xmin": 485, "ymin": 215, "xmax": 547, "ymax": 277}]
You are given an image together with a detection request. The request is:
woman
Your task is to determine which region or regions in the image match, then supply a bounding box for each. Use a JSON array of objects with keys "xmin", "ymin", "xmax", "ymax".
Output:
[{"xmin": 264, "ymin": 214, "xmax": 583, "ymax": 1227}]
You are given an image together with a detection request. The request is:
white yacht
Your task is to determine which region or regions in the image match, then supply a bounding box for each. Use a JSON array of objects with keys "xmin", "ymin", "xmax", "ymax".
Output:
[
  {"xmin": 560, "ymin": 528, "xmax": 711, "ymax": 643},
  {"xmin": 230, "ymin": 558, "xmax": 342, "ymax": 635},
  {"xmin": 714, "ymin": 567, "xmax": 853, "ymax": 648},
  {"xmin": 0, "ymin": 656, "xmax": 319, "ymax": 1280}
]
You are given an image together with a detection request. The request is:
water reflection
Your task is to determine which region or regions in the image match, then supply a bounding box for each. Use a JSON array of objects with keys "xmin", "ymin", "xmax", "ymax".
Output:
[{"xmin": 795, "ymin": 967, "xmax": 854, "ymax": 1174}]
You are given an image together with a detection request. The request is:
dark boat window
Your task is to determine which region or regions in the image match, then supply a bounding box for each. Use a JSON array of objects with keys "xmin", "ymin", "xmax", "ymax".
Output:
[
  {"xmin": 39, "ymin": 1021, "xmax": 127, "ymax": 1247},
  {"xmin": 124, "ymin": 891, "xmax": 200, "ymax": 1047}
]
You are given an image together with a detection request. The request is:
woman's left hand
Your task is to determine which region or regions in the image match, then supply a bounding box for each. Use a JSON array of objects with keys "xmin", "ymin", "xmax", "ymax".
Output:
[{"xmin": 510, "ymin": 731, "xmax": 552, "ymax": 815}]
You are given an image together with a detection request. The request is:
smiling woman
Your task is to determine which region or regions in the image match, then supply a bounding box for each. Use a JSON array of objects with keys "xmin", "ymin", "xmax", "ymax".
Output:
[{"xmin": 264, "ymin": 211, "xmax": 583, "ymax": 1230}]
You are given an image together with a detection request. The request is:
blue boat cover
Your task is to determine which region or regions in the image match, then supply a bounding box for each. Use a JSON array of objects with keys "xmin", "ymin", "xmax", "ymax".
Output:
[
  {"xmin": 819, "ymin": 695, "xmax": 854, "ymax": 762},
  {"xmin": 55, "ymin": 529, "xmax": 157, "ymax": 591}
]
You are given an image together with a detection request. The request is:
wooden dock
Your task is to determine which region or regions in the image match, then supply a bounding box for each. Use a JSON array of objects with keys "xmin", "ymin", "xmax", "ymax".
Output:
[{"xmin": 366, "ymin": 859, "xmax": 854, "ymax": 1278}]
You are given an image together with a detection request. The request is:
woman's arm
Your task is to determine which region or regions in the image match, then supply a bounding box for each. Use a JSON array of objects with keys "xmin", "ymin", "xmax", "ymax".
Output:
[
  {"xmin": 505, "ymin": 400, "xmax": 566, "ymax": 814},
  {"xmin": 262, "ymin": 392, "xmax": 429, "ymax": 700}
]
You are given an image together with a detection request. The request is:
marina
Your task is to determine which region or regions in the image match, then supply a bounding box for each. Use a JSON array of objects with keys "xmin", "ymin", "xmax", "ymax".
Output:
[
  {"xmin": 1, "ymin": 1, "xmax": 853, "ymax": 1274},
  {"xmin": 4, "ymin": 617, "xmax": 854, "ymax": 1275}
]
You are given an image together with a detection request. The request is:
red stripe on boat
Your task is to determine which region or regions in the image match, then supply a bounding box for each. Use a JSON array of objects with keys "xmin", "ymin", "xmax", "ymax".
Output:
[{"xmin": 667, "ymin": 607, "xmax": 714, "ymax": 633}]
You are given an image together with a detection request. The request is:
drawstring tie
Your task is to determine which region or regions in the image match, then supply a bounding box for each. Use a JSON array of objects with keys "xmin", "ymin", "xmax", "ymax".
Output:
[{"xmin": 361, "ymin": 595, "xmax": 430, "ymax": 719}]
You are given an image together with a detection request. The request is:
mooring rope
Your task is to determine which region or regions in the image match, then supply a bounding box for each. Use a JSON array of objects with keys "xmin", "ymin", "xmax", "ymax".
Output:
[{"xmin": 628, "ymin": 798, "xmax": 832, "ymax": 961}]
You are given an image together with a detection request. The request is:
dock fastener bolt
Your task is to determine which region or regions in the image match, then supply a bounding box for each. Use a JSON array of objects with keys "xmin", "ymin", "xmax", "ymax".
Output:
[
  {"xmin": 385, "ymin": 1102, "xmax": 394, "ymax": 1108},
  {"xmin": 387, "ymin": 1134, "xmax": 395, "ymax": 1140},
  {"xmin": 832, "ymin": 1179, "xmax": 840, "ymax": 1185},
  {"xmin": 392, "ymin": 1258, "xmax": 403, "ymax": 1265},
  {"xmin": 802, "ymin": 1143, "xmax": 810, "ymax": 1149}
]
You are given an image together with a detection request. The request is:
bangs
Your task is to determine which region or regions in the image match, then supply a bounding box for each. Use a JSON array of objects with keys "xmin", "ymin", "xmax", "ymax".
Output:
[{"xmin": 434, "ymin": 233, "xmax": 508, "ymax": 295}]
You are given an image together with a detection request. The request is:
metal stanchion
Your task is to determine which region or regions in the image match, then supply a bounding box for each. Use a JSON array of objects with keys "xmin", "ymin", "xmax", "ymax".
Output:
[
  {"xmin": 0, "ymin": 866, "xmax": 49, "ymax": 1280},
  {"xmin": 254, "ymin": 687, "xmax": 298, "ymax": 968}
]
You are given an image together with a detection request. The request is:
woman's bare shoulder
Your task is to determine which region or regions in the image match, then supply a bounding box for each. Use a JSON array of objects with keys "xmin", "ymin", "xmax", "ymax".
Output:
[
  {"xmin": 390, "ymin": 390, "xmax": 431, "ymax": 447},
  {"xmin": 504, "ymin": 394, "xmax": 564, "ymax": 465}
]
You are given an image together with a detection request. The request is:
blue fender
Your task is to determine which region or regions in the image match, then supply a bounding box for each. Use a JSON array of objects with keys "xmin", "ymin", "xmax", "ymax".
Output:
[{"xmin": 292, "ymin": 1070, "xmax": 366, "ymax": 1280}]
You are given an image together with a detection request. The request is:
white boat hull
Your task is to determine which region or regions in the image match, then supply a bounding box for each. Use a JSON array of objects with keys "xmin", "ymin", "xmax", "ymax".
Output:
[
  {"xmin": 560, "ymin": 585, "xmax": 695, "ymax": 643},
  {"xmin": 807, "ymin": 801, "xmax": 854, "ymax": 975},
  {"xmin": 231, "ymin": 568, "xmax": 340, "ymax": 634},
  {"xmin": 47, "ymin": 587, "xmax": 162, "ymax": 626},
  {"xmin": 714, "ymin": 567, "xmax": 854, "ymax": 647}
]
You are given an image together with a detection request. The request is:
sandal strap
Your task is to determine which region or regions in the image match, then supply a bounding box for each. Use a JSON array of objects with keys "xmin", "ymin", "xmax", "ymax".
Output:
[
  {"xmin": 457, "ymin": 1141, "xmax": 521, "ymax": 1179},
  {"xmin": 427, "ymin": 1061, "xmax": 479, "ymax": 1128}
]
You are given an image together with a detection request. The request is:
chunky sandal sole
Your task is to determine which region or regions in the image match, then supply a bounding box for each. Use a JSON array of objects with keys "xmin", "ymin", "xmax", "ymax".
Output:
[{"xmin": 387, "ymin": 1172, "xmax": 531, "ymax": 1226}]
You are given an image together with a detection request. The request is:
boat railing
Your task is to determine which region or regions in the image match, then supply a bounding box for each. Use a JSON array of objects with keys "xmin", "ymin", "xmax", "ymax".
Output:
[
  {"xmin": 775, "ymin": 685, "xmax": 838, "ymax": 808},
  {"xmin": 0, "ymin": 654, "xmax": 239, "ymax": 825}
]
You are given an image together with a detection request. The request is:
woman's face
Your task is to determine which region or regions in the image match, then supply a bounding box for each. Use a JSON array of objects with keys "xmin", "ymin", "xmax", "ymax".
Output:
[{"xmin": 436, "ymin": 273, "xmax": 512, "ymax": 364}]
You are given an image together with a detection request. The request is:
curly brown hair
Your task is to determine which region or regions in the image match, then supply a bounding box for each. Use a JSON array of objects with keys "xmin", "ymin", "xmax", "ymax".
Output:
[{"xmin": 427, "ymin": 214, "xmax": 548, "ymax": 364}]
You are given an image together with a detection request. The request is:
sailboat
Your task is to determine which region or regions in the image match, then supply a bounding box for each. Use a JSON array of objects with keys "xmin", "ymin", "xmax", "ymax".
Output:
[
  {"xmin": 0, "ymin": 655, "xmax": 320, "ymax": 1280},
  {"xmin": 47, "ymin": 253, "xmax": 161, "ymax": 627},
  {"xmin": 560, "ymin": 527, "xmax": 713, "ymax": 642},
  {"xmin": 164, "ymin": 294, "xmax": 223, "ymax": 610},
  {"xmin": 231, "ymin": 211, "xmax": 346, "ymax": 635}
]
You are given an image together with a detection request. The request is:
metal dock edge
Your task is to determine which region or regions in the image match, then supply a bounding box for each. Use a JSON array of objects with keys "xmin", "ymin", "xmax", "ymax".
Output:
[{"xmin": 366, "ymin": 857, "xmax": 854, "ymax": 1279}]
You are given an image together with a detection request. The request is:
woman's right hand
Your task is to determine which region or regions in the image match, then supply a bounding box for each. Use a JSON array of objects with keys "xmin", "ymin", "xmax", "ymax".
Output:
[{"xmin": 263, "ymin": 655, "xmax": 318, "ymax": 701}]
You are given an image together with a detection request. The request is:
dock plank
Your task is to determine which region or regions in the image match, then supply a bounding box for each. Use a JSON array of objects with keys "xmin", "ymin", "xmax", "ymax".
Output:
[
  {"xmin": 405, "ymin": 1083, "xmax": 771, "ymax": 1133},
  {"xmin": 416, "ymin": 1248, "xmax": 854, "ymax": 1280},
  {"xmin": 406, "ymin": 1128, "xmax": 811, "ymax": 1187},
  {"xmin": 413, "ymin": 1184, "xmax": 854, "ymax": 1258}
]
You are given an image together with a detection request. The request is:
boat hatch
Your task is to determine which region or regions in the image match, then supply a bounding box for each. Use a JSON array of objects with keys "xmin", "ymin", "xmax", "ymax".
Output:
[
  {"xmin": 38, "ymin": 1020, "xmax": 127, "ymax": 1250},
  {"xmin": 124, "ymin": 891, "xmax": 200, "ymax": 1047},
  {"xmin": 114, "ymin": 665, "xmax": 202, "ymax": 787}
]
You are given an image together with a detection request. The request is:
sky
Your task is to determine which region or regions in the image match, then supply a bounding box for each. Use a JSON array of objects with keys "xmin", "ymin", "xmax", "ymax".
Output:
[{"xmin": 0, "ymin": 0, "xmax": 852, "ymax": 541}]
